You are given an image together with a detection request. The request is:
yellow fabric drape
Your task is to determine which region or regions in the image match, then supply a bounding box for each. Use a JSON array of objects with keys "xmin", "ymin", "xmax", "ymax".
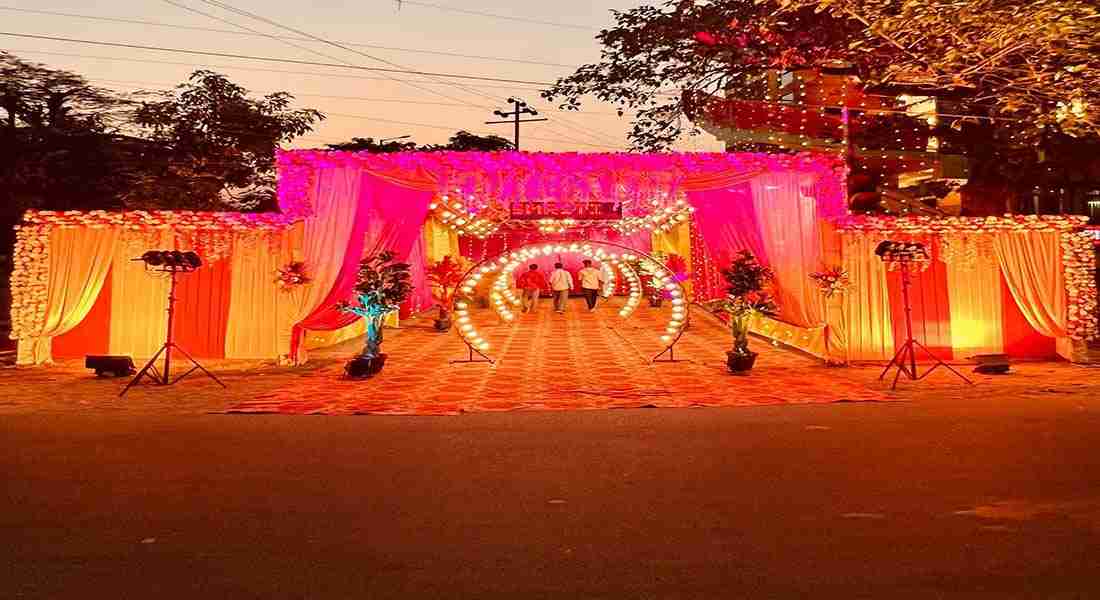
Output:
[
  {"xmin": 841, "ymin": 234, "xmax": 895, "ymax": 361},
  {"xmin": 651, "ymin": 222, "xmax": 693, "ymax": 299},
  {"xmin": 108, "ymin": 231, "xmax": 173, "ymax": 358},
  {"xmin": 946, "ymin": 256, "xmax": 1004, "ymax": 357},
  {"xmin": 424, "ymin": 218, "xmax": 460, "ymax": 264},
  {"xmin": 223, "ymin": 229, "xmax": 298, "ymax": 359},
  {"xmin": 16, "ymin": 227, "xmax": 119, "ymax": 365},
  {"xmin": 993, "ymin": 231, "xmax": 1067, "ymax": 339}
]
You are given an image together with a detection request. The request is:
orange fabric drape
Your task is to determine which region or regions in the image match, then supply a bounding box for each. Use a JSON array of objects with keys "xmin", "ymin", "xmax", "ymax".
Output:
[
  {"xmin": 993, "ymin": 231, "xmax": 1067, "ymax": 339},
  {"xmin": 172, "ymin": 256, "xmax": 232, "ymax": 358},
  {"xmin": 1000, "ymin": 272, "xmax": 1057, "ymax": 359},
  {"xmin": 886, "ymin": 250, "xmax": 953, "ymax": 359},
  {"xmin": 945, "ymin": 255, "xmax": 1004, "ymax": 358},
  {"xmin": 52, "ymin": 266, "xmax": 113, "ymax": 358}
]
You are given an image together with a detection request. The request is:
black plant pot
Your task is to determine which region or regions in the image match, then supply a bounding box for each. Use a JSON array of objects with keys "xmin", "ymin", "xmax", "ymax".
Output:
[
  {"xmin": 649, "ymin": 297, "xmax": 664, "ymax": 308},
  {"xmin": 434, "ymin": 316, "xmax": 452, "ymax": 332},
  {"xmin": 345, "ymin": 354, "xmax": 387, "ymax": 379},
  {"xmin": 726, "ymin": 350, "xmax": 757, "ymax": 374}
]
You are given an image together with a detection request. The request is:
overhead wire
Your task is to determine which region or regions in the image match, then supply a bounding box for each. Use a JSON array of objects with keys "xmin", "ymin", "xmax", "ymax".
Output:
[
  {"xmin": 184, "ymin": 0, "xmax": 624, "ymax": 147},
  {"xmin": 0, "ymin": 32, "xmax": 553, "ymax": 86},
  {"xmin": 0, "ymin": 6, "xmax": 578, "ymax": 69},
  {"xmin": 190, "ymin": 0, "xmax": 623, "ymax": 147},
  {"xmin": 393, "ymin": 0, "xmax": 598, "ymax": 31}
]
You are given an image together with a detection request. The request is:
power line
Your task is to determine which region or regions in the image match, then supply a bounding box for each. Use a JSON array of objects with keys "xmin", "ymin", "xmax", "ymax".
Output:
[
  {"xmin": 0, "ymin": 6, "xmax": 578, "ymax": 69},
  {"xmin": 9, "ymin": 49, "xmax": 550, "ymax": 92},
  {"xmin": 186, "ymin": 0, "xmax": 624, "ymax": 148},
  {"xmin": 87, "ymin": 77, "xmax": 631, "ymax": 116},
  {"xmin": 0, "ymin": 32, "xmax": 552, "ymax": 86},
  {"xmin": 393, "ymin": 1, "xmax": 598, "ymax": 31}
]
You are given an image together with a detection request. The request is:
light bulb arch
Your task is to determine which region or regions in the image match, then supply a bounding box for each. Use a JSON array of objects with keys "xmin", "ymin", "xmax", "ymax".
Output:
[{"xmin": 452, "ymin": 240, "xmax": 689, "ymax": 363}]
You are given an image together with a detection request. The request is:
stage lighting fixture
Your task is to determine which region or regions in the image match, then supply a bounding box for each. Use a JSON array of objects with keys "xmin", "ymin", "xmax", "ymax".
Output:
[
  {"xmin": 973, "ymin": 354, "xmax": 1011, "ymax": 374},
  {"xmin": 134, "ymin": 250, "xmax": 203, "ymax": 270},
  {"xmin": 875, "ymin": 240, "xmax": 928, "ymax": 262},
  {"xmin": 85, "ymin": 355, "xmax": 135, "ymax": 377}
]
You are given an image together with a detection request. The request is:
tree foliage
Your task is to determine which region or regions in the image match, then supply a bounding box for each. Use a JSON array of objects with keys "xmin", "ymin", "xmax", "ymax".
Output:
[
  {"xmin": 773, "ymin": 0, "xmax": 1100, "ymax": 138},
  {"xmin": 132, "ymin": 70, "xmax": 324, "ymax": 210},
  {"xmin": 328, "ymin": 130, "xmax": 514, "ymax": 153},
  {"xmin": 343, "ymin": 250, "xmax": 414, "ymax": 319},
  {"xmin": 542, "ymin": 0, "xmax": 863, "ymax": 150},
  {"xmin": 544, "ymin": 0, "xmax": 1099, "ymax": 151}
]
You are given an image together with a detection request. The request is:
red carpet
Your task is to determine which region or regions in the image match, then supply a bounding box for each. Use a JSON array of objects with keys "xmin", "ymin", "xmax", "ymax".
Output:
[{"xmin": 228, "ymin": 299, "xmax": 886, "ymax": 415}]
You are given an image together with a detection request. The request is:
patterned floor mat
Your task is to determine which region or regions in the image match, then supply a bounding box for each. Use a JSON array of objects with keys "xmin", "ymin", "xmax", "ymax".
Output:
[{"xmin": 227, "ymin": 299, "xmax": 887, "ymax": 415}]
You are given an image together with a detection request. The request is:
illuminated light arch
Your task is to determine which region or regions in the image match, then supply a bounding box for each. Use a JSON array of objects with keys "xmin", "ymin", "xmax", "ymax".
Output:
[{"xmin": 452, "ymin": 241, "xmax": 689, "ymax": 364}]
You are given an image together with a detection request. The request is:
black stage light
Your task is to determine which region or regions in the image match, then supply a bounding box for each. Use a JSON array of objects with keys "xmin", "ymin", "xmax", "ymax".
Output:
[
  {"xmin": 973, "ymin": 354, "xmax": 1011, "ymax": 374},
  {"xmin": 139, "ymin": 250, "xmax": 165, "ymax": 266},
  {"xmin": 345, "ymin": 354, "xmax": 386, "ymax": 379},
  {"xmin": 875, "ymin": 240, "xmax": 928, "ymax": 261},
  {"xmin": 182, "ymin": 251, "xmax": 202, "ymax": 268},
  {"xmin": 85, "ymin": 355, "xmax": 135, "ymax": 377}
]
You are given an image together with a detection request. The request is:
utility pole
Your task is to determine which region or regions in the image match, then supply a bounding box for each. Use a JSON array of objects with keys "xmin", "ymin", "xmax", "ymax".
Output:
[{"xmin": 484, "ymin": 98, "xmax": 547, "ymax": 150}]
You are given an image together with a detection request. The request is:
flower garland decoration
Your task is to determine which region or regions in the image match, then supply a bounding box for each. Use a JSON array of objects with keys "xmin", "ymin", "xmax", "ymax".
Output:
[
  {"xmin": 8, "ymin": 224, "xmax": 51, "ymax": 341},
  {"xmin": 809, "ymin": 265, "xmax": 852, "ymax": 298},
  {"xmin": 275, "ymin": 262, "xmax": 311, "ymax": 290}
]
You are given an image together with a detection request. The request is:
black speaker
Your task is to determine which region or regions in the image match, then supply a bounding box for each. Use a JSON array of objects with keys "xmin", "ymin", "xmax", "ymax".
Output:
[
  {"xmin": 973, "ymin": 354, "xmax": 1010, "ymax": 374},
  {"xmin": 86, "ymin": 355, "xmax": 135, "ymax": 377}
]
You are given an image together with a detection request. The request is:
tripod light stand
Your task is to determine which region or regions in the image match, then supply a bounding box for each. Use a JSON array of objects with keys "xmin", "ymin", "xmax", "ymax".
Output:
[
  {"xmin": 119, "ymin": 251, "xmax": 227, "ymax": 397},
  {"xmin": 875, "ymin": 241, "xmax": 973, "ymax": 390}
]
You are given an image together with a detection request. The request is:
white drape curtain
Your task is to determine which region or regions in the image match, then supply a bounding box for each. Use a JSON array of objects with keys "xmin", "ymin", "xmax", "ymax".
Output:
[
  {"xmin": 993, "ymin": 231, "xmax": 1068, "ymax": 339},
  {"xmin": 276, "ymin": 167, "xmax": 365, "ymax": 360},
  {"xmin": 16, "ymin": 227, "xmax": 119, "ymax": 365},
  {"xmin": 108, "ymin": 231, "xmax": 173, "ymax": 358},
  {"xmin": 841, "ymin": 235, "xmax": 895, "ymax": 361},
  {"xmin": 750, "ymin": 172, "xmax": 824, "ymax": 327},
  {"xmin": 945, "ymin": 256, "xmax": 1004, "ymax": 357}
]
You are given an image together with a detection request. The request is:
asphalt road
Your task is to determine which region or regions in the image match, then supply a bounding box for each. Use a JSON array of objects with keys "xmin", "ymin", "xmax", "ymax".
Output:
[{"xmin": 4, "ymin": 394, "xmax": 1100, "ymax": 599}]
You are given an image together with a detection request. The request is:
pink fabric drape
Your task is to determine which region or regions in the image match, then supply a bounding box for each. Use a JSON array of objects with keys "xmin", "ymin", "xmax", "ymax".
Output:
[
  {"xmin": 291, "ymin": 173, "xmax": 433, "ymax": 359},
  {"xmin": 686, "ymin": 184, "xmax": 769, "ymax": 271},
  {"xmin": 750, "ymin": 173, "xmax": 824, "ymax": 327},
  {"xmin": 993, "ymin": 231, "xmax": 1068, "ymax": 339}
]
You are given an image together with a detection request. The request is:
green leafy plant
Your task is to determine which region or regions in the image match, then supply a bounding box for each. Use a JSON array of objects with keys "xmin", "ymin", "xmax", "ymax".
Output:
[
  {"xmin": 340, "ymin": 250, "xmax": 412, "ymax": 359},
  {"xmin": 708, "ymin": 250, "xmax": 777, "ymax": 356}
]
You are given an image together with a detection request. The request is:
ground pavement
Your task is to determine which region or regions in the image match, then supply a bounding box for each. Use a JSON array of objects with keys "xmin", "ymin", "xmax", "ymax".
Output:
[{"xmin": 3, "ymin": 298, "xmax": 1100, "ymax": 598}]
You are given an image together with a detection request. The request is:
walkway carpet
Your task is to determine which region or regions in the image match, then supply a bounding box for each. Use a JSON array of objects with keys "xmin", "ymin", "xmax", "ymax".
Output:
[{"xmin": 227, "ymin": 299, "xmax": 886, "ymax": 415}]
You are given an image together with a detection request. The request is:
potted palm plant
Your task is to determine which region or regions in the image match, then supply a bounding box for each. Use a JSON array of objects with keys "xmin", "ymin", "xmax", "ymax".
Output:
[
  {"xmin": 709, "ymin": 250, "xmax": 777, "ymax": 374},
  {"xmin": 427, "ymin": 255, "xmax": 464, "ymax": 332},
  {"xmin": 339, "ymin": 250, "xmax": 413, "ymax": 378}
]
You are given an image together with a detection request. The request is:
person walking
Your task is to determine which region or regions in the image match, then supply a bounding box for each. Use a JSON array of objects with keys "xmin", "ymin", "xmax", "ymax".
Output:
[
  {"xmin": 548, "ymin": 262, "xmax": 573, "ymax": 314},
  {"xmin": 515, "ymin": 264, "xmax": 547, "ymax": 313},
  {"xmin": 577, "ymin": 259, "xmax": 604, "ymax": 311}
]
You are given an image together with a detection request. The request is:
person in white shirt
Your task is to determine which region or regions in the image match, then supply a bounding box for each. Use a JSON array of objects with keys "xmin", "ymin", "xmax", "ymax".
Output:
[
  {"xmin": 577, "ymin": 259, "xmax": 604, "ymax": 311},
  {"xmin": 548, "ymin": 262, "xmax": 573, "ymax": 314}
]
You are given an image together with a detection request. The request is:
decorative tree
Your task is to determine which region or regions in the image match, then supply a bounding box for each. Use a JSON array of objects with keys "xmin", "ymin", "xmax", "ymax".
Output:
[
  {"xmin": 426, "ymin": 255, "xmax": 465, "ymax": 331},
  {"xmin": 710, "ymin": 250, "xmax": 777, "ymax": 371},
  {"xmin": 339, "ymin": 250, "xmax": 412, "ymax": 376}
]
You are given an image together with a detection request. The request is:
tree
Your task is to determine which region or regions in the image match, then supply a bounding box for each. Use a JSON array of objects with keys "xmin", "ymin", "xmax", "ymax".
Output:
[
  {"xmin": 326, "ymin": 137, "xmax": 418, "ymax": 153},
  {"xmin": 542, "ymin": 0, "xmax": 1100, "ymax": 214},
  {"xmin": 328, "ymin": 130, "xmax": 515, "ymax": 153},
  {"xmin": 774, "ymin": 0, "xmax": 1100, "ymax": 139},
  {"xmin": 132, "ymin": 70, "xmax": 324, "ymax": 210},
  {"xmin": 542, "ymin": 0, "xmax": 864, "ymax": 150},
  {"xmin": 431, "ymin": 130, "xmax": 513, "ymax": 152}
]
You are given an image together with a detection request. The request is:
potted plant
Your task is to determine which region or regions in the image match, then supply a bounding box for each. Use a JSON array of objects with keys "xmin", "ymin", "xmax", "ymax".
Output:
[
  {"xmin": 427, "ymin": 255, "xmax": 464, "ymax": 332},
  {"xmin": 339, "ymin": 250, "xmax": 413, "ymax": 378},
  {"xmin": 709, "ymin": 250, "xmax": 777, "ymax": 374}
]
